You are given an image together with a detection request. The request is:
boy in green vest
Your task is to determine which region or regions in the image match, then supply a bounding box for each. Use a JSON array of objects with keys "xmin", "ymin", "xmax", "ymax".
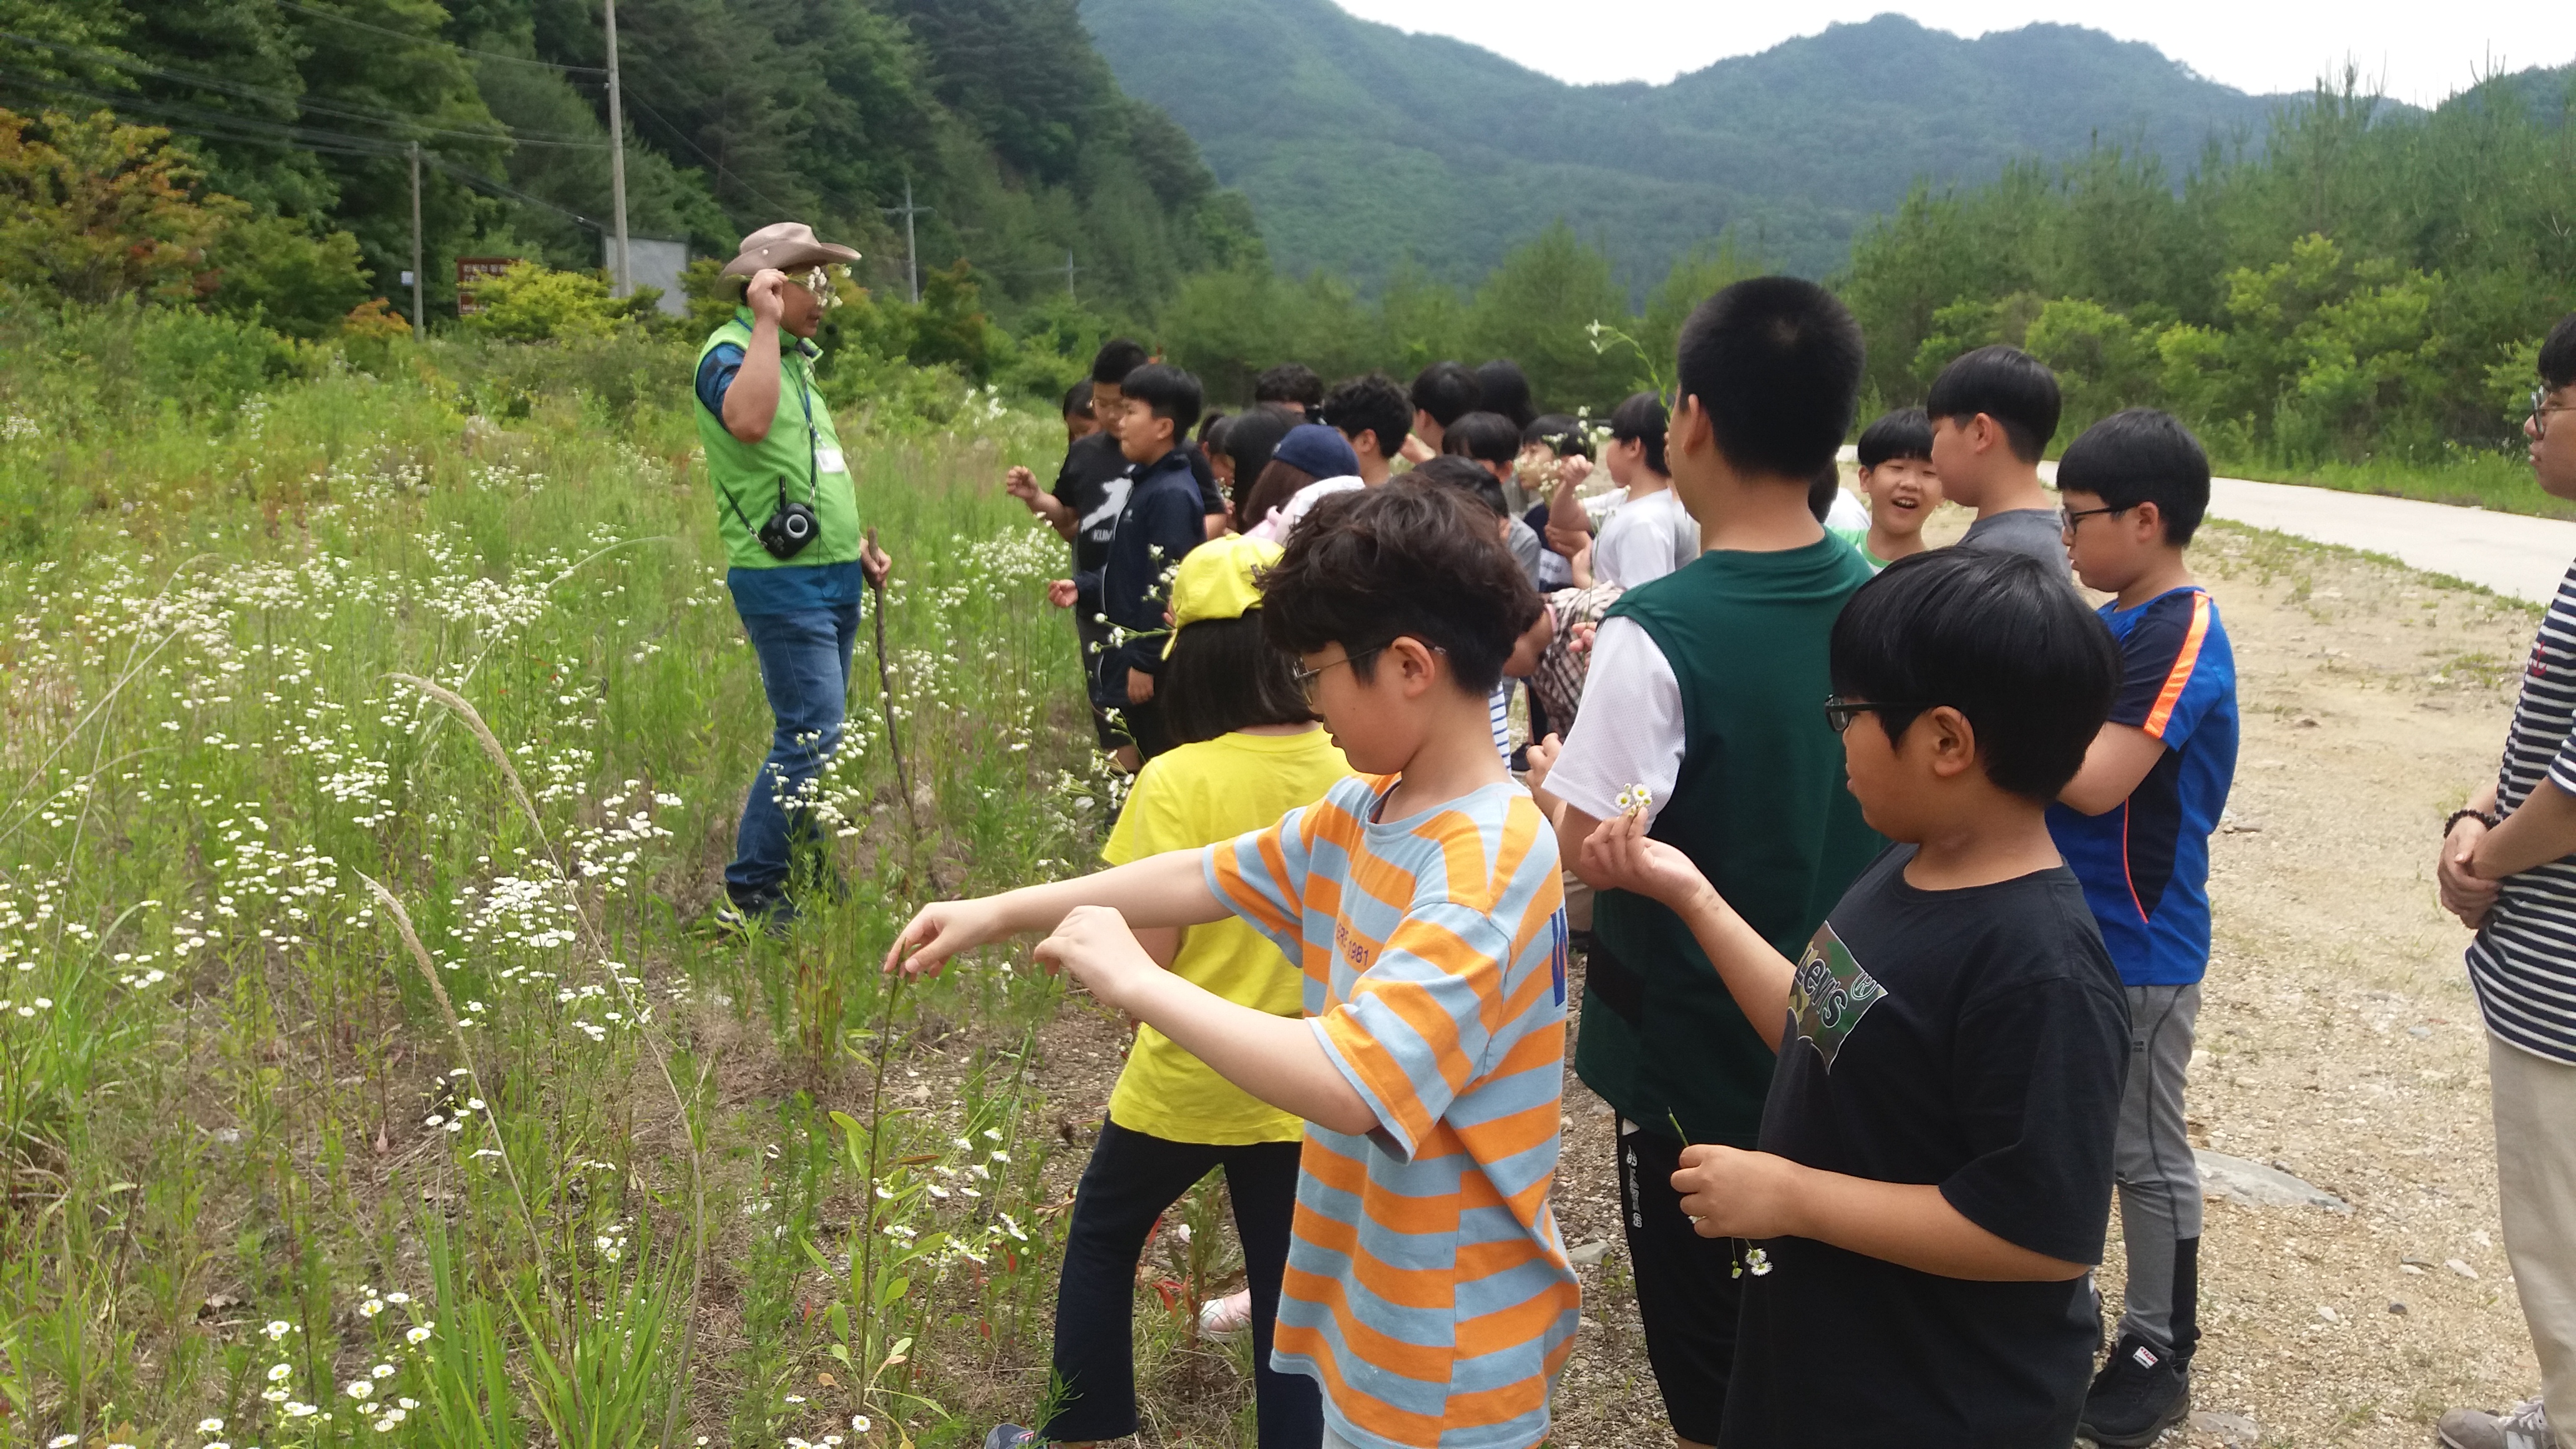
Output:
[
  {"xmin": 1530, "ymin": 276, "xmax": 1884, "ymax": 1449},
  {"xmin": 691, "ymin": 223, "xmax": 891, "ymax": 935}
]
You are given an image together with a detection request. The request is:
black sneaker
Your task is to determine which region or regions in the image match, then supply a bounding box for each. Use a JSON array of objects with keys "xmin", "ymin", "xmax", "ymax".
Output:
[{"xmin": 2079, "ymin": 1333, "xmax": 2190, "ymax": 1447}]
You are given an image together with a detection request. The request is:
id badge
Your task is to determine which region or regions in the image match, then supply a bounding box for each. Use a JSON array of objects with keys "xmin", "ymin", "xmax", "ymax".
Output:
[{"xmin": 816, "ymin": 445, "xmax": 848, "ymax": 476}]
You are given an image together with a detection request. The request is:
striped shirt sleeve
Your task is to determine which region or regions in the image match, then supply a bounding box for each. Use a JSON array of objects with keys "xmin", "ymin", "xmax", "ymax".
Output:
[
  {"xmin": 1203, "ymin": 806, "xmax": 1317, "ymax": 964},
  {"xmin": 1310, "ymin": 902, "xmax": 1518, "ymax": 1162},
  {"xmin": 2107, "ymin": 590, "xmax": 2216, "ymax": 745}
]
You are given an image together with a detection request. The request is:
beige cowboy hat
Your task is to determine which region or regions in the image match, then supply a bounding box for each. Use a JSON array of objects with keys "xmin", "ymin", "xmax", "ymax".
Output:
[{"xmin": 721, "ymin": 222, "xmax": 862, "ymax": 277}]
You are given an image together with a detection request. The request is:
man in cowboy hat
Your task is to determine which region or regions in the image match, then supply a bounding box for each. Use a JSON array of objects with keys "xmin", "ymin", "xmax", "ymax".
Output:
[{"xmin": 694, "ymin": 221, "xmax": 892, "ymax": 934}]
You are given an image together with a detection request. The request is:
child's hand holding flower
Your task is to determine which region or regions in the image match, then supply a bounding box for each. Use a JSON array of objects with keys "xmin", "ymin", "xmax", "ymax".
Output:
[{"xmin": 1581, "ymin": 803, "xmax": 1714, "ymax": 910}]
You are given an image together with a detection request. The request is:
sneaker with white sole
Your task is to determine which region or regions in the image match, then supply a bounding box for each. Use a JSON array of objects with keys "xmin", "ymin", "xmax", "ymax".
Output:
[
  {"xmin": 2079, "ymin": 1332, "xmax": 2190, "ymax": 1448},
  {"xmin": 2439, "ymin": 1397, "xmax": 2560, "ymax": 1449},
  {"xmin": 1199, "ymin": 1288, "xmax": 1254, "ymax": 1337},
  {"xmin": 981, "ymin": 1425, "xmax": 1042, "ymax": 1449}
]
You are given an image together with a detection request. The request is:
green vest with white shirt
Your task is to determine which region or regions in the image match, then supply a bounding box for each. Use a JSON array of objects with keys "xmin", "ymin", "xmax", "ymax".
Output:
[{"xmin": 693, "ymin": 307, "xmax": 861, "ymax": 573}]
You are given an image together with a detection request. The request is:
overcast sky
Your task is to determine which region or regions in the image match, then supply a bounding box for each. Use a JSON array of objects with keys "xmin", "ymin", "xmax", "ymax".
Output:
[{"xmin": 1331, "ymin": 1, "xmax": 2576, "ymax": 105}]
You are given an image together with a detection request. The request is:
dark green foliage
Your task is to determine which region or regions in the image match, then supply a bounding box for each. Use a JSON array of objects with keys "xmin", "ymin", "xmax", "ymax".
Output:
[
  {"xmin": 1842, "ymin": 68, "xmax": 2576, "ymax": 466},
  {"xmin": 1078, "ymin": 0, "xmax": 2290, "ymax": 291},
  {"xmin": 0, "ymin": 0, "xmax": 1247, "ymax": 331}
]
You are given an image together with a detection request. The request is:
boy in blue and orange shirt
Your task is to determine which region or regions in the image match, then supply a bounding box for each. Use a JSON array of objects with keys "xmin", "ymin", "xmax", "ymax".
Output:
[
  {"xmin": 2046, "ymin": 407, "xmax": 2240, "ymax": 1449},
  {"xmin": 889, "ymin": 480, "xmax": 1579, "ymax": 1449}
]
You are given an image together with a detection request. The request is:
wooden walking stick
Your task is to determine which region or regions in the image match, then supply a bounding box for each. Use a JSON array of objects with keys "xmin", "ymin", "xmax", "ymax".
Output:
[{"xmin": 862, "ymin": 527, "xmax": 919, "ymax": 837}]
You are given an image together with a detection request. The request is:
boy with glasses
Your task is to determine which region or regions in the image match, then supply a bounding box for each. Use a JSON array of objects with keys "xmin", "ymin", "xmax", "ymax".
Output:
[
  {"xmin": 890, "ymin": 480, "xmax": 1580, "ymax": 1449},
  {"xmin": 2044, "ymin": 409, "xmax": 2239, "ymax": 1448},
  {"xmin": 2435, "ymin": 314, "xmax": 2576, "ymax": 1449},
  {"xmin": 1574, "ymin": 546, "xmax": 2130, "ymax": 1448}
]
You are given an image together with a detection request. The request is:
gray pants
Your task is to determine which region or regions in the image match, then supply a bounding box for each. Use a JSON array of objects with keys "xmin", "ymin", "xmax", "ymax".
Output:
[{"xmin": 2115, "ymin": 982, "xmax": 2203, "ymax": 1358}]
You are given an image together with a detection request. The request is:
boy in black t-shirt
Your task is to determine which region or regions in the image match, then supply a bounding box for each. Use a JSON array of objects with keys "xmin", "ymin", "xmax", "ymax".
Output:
[{"xmin": 1579, "ymin": 546, "xmax": 2130, "ymax": 1449}]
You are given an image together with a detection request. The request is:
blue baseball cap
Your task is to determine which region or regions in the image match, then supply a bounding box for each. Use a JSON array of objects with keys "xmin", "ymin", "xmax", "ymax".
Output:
[{"xmin": 1271, "ymin": 423, "xmax": 1360, "ymax": 479}]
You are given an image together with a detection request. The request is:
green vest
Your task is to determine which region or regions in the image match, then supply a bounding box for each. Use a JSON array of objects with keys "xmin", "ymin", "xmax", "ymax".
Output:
[
  {"xmin": 693, "ymin": 308, "xmax": 861, "ymax": 572},
  {"xmin": 1574, "ymin": 540, "xmax": 1886, "ymax": 1148}
]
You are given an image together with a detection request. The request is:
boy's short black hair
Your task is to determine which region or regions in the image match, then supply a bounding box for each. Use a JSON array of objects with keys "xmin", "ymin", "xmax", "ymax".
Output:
[
  {"xmin": 1120, "ymin": 363, "xmax": 1203, "ymax": 438},
  {"xmin": 1807, "ymin": 462, "xmax": 1842, "ymax": 524},
  {"xmin": 1524, "ymin": 413, "xmax": 1592, "ymax": 461},
  {"xmin": 2056, "ymin": 407, "xmax": 2212, "ymax": 546},
  {"xmin": 1322, "ymin": 373, "xmax": 1412, "ymax": 460},
  {"xmin": 1473, "ymin": 359, "xmax": 1536, "ymax": 429},
  {"xmin": 1161, "ymin": 612, "xmax": 1312, "ymax": 744},
  {"xmin": 1410, "ymin": 361, "xmax": 1483, "ymax": 428},
  {"xmin": 1830, "ymin": 548, "xmax": 2119, "ymax": 801},
  {"xmin": 1675, "ymin": 276, "xmax": 1864, "ymax": 481},
  {"xmin": 1442, "ymin": 411, "xmax": 1521, "ymax": 467},
  {"xmin": 2542, "ymin": 313, "xmax": 2576, "ymax": 391},
  {"xmin": 1609, "ymin": 391, "xmax": 1669, "ymax": 476},
  {"xmin": 1261, "ymin": 478, "xmax": 1541, "ymax": 696},
  {"xmin": 1063, "ymin": 379, "xmax": 1095, "ymax": 419},
  {"xmin": 1856, "ymin": 407, "xmax": 1934, "ymax": 469},
  {"xmin": 1925, "ymin": 346, "xmax": 2062, "ymax": 464},
  {"xmin": 1408, "ymin": 453, "xmax": 1507, "ymax": 518},
  {"xmin": 1092, "ymin": 338, "xmax": 1150, "ymax": 387},
  {"xmin": 1255, "ymin": 363, "xmax": 1324, "ymax": 412}
]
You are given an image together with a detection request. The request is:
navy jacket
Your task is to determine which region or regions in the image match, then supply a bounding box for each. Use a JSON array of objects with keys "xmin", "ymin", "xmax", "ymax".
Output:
[{"xmin": 1075, "ymin": 447, "xmax": 1203, "ymax": 706}]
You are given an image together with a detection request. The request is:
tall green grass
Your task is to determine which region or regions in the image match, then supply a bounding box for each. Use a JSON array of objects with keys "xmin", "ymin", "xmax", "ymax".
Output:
[
  {"xmin": 0, "ymin": 307, "xmax": 1241, "ymax": 1448},
  {"xmin": 2221, "ymin": 446, "xmax": 2567, "ymax": 520}
]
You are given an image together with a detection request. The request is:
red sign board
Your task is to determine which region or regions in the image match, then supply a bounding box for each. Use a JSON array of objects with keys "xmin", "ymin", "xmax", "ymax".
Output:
[{"xmin": 454, "ymin": 256, "xmax": 520, "ymax": 315}]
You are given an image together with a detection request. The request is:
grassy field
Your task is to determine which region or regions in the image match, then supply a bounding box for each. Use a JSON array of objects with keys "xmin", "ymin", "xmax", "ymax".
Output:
[
  {"xmin": 2217, "ymin": 447, "xmax": 2562, "ymax": 519},
  {"xmin": 0, "ymin": 313, "xmax": 1240, "ymax": 1449}
]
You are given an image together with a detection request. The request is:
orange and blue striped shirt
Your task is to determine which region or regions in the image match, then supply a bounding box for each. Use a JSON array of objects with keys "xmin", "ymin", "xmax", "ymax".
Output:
[{"xmin": 1206, "ymin": 774, "xmax": 1578, "ymax": 1449}]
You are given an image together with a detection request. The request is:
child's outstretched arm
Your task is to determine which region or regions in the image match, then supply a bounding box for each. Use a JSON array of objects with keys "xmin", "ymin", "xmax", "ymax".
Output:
[
  {"xmin": 1038, "ymin": 906, "xmax": 1376, "ymax": 1134},
  {"xmin": 1579, "ymin": 808, "xmax": 1793, "ymax": 1050},
  {"xmin": 1672, "ymin": 1147, "xmax": 2090, "ymax": 1282},
  {"xmin": 882, "ymin": 850, "xmax": 1227, "ymax": 977}
]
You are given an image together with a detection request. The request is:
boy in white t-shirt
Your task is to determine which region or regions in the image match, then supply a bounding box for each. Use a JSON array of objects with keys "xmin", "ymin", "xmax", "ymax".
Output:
[{"xmin": 1565, "ymin": 391, "xmax": 1698, "ymax": 590}]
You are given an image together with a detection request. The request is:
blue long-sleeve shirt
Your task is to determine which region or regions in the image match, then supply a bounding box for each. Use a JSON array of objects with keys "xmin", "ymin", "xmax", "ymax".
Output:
[{"xmin": 1076, "ymin": 447, "xmax": 1203, "ymax": 706}]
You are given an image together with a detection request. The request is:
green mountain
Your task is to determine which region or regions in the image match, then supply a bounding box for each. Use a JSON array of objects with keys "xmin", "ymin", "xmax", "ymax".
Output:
[
  {"xmin": 0, "ymin": 0, "xmax": 1254, "ymax": 323},
  {"xmin": 1077, "ymin": 1, "xmax": 2296, "ymax": 288}
]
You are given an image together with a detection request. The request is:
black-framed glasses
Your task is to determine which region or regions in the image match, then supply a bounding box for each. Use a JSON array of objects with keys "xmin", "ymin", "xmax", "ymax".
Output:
[
  {"xmin": 2059, "ymin": 502, "xmax": 2129, "ymax": 532},
  {"xmin": 2532, "ymin": 389, "xmax": 2574, "ymax": 441},
  {"xmin": 1294, "ymin": 645, "xmax": 1387, "ymax": 705},
  {"xmin": 1823, "ymin": 695, "xmax": 1939, "ymax": 734}
]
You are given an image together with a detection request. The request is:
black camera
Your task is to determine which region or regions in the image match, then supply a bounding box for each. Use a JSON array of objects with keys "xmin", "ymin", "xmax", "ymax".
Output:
[{"xmin": 758, "ymin": 495, "xmax": 818, "ymax": 559}]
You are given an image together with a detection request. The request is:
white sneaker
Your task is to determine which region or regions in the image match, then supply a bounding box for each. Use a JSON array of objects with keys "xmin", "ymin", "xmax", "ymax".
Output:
[
  {"xmin": 2438, "ymin": 1397, "xmax": 2559, "ymax": 1449},
  {"xmin": 1198, "ymin": 1289, "xmax": 1254, "ymax": 1337}
]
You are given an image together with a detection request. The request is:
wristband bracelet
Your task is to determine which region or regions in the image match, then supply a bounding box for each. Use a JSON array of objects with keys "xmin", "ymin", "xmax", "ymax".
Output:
[{"xmin": 2446, "ymin": 807, "xmax": 2501, "ymax": 837}]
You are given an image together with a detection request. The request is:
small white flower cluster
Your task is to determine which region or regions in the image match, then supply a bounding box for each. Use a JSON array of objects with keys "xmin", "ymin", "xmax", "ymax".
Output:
[{"xmin": 1613, "ymin": 784, "xmax": 1653, "ymax": 817}]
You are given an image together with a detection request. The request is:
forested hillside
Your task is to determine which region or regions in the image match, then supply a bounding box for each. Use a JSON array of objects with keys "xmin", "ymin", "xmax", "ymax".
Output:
[
  {"xmin": 0, "ymin": 0, "xmax": 1259, "ymax": 325},
  {"xmin": 1842, "ymin": 69, "xmax": 2576, "ymax": 474},
  {"xmin": 1078, "ymin": 0, "xmax": 2290, "ymax": 289}
]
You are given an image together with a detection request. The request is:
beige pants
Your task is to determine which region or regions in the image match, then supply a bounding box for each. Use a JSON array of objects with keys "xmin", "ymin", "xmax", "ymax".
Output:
[{"xmin": 2491, "ymin": 1034, "xmax": 2576, "ymax": 1434}]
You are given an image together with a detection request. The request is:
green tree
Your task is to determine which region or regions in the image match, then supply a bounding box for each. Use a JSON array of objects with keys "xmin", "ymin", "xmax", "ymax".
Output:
[{"xmin": 0, "ymin": 109, "xmax": 240, "ymax": 303}]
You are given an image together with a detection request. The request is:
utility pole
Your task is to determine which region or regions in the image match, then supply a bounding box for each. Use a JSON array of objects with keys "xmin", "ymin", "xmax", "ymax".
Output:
[
  {"xmin": 881, "ymin": 177, "xmax": 929, "ymax": 305},
  {"xmin": 602, "ymin": 0, "xmax": 631, "ymax": 297},
  {"xmin": 407, "ymin": 141, "xmax": 424, "ymax": 341},
  {"xmin": 1062, "ymin": 248, "xmax": 1080, "ymax": 305}
]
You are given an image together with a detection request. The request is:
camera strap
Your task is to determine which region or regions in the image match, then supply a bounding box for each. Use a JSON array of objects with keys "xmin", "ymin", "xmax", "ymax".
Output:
[{"xmin": 708, "ymin": 341, "xmax": 824, "ymax": 531}]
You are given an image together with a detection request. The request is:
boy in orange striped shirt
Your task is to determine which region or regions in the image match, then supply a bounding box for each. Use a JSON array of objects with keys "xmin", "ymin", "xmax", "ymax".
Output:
[{"xmin": 889, "ymin": 481, "xmax": 1580, "ymax": 1449}]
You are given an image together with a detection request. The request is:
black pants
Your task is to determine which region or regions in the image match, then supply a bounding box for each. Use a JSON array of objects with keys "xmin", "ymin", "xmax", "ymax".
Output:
[
  {"xmin": 1044, "ymin": 1120, "xmax": 1320, "ymax": 1448},
  {"xmin": 1618, "ymin": 1117, "xmax": 1744, "ymax": 1445}
]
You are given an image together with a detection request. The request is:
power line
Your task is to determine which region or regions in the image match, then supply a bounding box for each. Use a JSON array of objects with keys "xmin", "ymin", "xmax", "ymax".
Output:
[
  {"xmin": 615, "ymin": 87, "xmax": 803, "ymax": 219},
  {"xmin": 269, "ymin": 1, "xmax": 606, "ymax": 77},
  {"xmin": 0, "ymin": 29, "xmax": 604, "ymax": 147},
  {"xmin": 0, "ymin": 67, "xmax": 608, "ymax": 232},
  {"xmin": 0, "ymin": 67, "xmax": 411, "ymax": 157}
]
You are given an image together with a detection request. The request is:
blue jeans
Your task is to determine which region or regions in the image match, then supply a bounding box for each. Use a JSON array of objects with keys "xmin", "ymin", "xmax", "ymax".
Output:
[{"xmin": 726, "ymin": 602, "xmax": 860, "ymax": 897}]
